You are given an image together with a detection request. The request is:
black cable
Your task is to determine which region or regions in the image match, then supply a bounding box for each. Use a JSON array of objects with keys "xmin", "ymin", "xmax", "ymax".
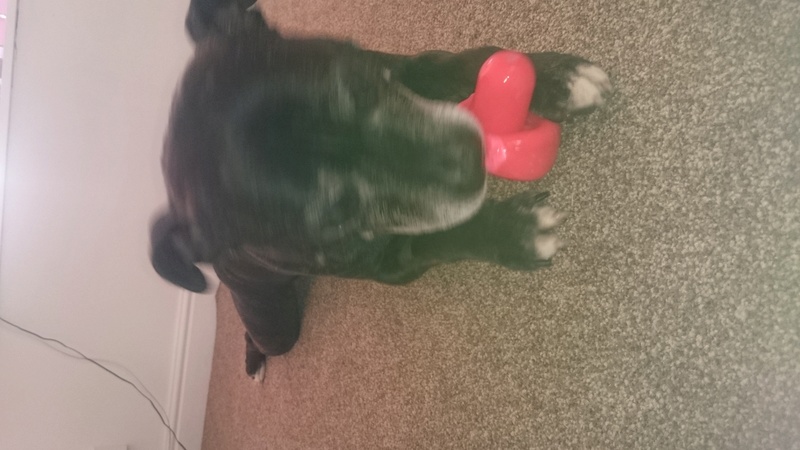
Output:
[{"xmin": 0, "ymin": 316, "xmax": 188, "ymax": 450}]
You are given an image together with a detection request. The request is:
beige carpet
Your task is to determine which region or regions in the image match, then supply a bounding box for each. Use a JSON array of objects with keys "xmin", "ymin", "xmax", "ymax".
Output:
[{"xmin": 201, "ymin": 0, "xmax": 800, "ymax": 448}]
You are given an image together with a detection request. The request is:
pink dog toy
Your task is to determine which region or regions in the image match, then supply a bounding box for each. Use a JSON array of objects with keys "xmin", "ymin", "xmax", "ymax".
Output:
[{"xmin": 460, "ymin": 50, "xmax": 561, "ymax": 181}]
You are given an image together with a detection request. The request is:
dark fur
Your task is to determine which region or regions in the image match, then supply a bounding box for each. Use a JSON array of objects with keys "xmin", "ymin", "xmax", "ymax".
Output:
[{"xmin": 151, "ymin": 0, "xmax": 610, "ymax": 377}]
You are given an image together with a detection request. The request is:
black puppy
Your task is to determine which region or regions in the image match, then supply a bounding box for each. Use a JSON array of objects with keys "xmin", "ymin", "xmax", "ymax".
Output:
[{"xmin": 151, "ymin": 0, "xmax": 612, "ymax": 380}]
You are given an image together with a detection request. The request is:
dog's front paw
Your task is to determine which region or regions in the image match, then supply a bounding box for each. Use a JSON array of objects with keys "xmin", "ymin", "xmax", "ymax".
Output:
[
  {"xmin": 529, "ymin": 53, "xmax": 613, "ymax": 122},
  {"xmin": 565, "ymin": 64, "xmax": 612, "ymax": 113},
  {"xmin": 486, "ymin": 191, "xmax": 566, "ymax": 270},
  {"xmin": 531, "ymin": 206, "xmax": 566, "ymax": 259}
]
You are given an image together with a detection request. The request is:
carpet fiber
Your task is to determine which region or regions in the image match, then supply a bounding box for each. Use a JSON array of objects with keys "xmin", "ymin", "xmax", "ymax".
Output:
[{"xmin": 201, "ymin": 0, "xmax": 800, "ymax": 448}]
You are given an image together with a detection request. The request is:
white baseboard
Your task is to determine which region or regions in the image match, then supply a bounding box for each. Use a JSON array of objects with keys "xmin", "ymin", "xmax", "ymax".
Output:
[
  {"xmin": 164, "ymin": 271, "xmax": 219, "ymax": 450},
  {"xmin": 0, "ymin": 0, "xmax": 19, "ymax": 247}
]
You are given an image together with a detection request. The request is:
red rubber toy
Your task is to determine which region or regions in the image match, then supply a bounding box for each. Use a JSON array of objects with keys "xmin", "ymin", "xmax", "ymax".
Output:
[{"xmin": 459, "ymin": 50, "xmax": 561, "ymax": 181}]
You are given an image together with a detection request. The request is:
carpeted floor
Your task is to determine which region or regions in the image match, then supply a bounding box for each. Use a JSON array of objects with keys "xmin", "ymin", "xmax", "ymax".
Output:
[{"xmin": 201, "ymin": 0, "xmax": 800, "ymax": 448}]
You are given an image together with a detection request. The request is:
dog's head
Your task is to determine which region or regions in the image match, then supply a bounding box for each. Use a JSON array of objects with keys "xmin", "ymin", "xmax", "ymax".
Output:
[{"xmin": 154, "ymin": 1, "xmax": 486, "ymax": 290}]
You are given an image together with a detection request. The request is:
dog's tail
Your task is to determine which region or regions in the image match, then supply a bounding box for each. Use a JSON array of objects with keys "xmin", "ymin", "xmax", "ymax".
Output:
[
  {"xmin": 186, "ymin": 0, "xmax": 270, "ymax": 43},
  {"xmin": 150, "ymin": 212, "xmax": 208, "ymax": 293}
]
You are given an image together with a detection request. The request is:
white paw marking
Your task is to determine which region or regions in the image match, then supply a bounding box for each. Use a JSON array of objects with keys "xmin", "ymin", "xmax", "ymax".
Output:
[
  {"xmin": 535, "ymin": 206, "xmax": 567, "ymax": 229},
  {"xmin": 530, "ymin": 206, "xmax": 565, "ymax": 259},
  {"xmin": 251, "ymin": 362, "xmax": 266, "ymax": 384},
  {"xmin": 567, "ymin": 64, "xmax": 612, "ymax": 111},
  {"xmin": 534, "ymin": 234, "xmax": 563, "ymax": 260}
]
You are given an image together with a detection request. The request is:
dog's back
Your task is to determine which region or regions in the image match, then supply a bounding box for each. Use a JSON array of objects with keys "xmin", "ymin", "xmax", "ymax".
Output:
[{"xmin": 151, "ymin": 0, "xmax": 263, "ymax": 292}]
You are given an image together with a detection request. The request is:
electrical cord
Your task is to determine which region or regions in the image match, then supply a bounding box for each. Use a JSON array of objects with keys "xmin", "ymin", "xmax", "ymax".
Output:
[
  {"xmin": 0, "ymin": 315, "xmax": 188, "ymax": 450},
  {"xmin": 43, "ymin": 343, "xmax": 170, "ymax": 423}
]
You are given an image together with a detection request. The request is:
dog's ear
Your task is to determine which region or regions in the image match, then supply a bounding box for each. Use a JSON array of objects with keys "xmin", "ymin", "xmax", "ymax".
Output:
[
  {"xmin": 185, "ymin": 0, "xmax": 267, "ymax": 44},
  {"xmin": 150, "ymin": 213, "xmax": 208, "ymax": 293}
]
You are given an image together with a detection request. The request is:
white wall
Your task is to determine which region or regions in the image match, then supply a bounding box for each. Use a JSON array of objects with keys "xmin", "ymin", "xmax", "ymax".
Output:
[{"xmin": 0, "ymin": 1, "xmax": 216, "ymax": 449}]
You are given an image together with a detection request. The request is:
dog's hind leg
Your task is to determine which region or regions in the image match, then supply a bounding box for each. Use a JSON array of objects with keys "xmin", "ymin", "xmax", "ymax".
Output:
[{"xmin": 216, "ymin": 264, "xmax": 304, "ymax": 381}]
